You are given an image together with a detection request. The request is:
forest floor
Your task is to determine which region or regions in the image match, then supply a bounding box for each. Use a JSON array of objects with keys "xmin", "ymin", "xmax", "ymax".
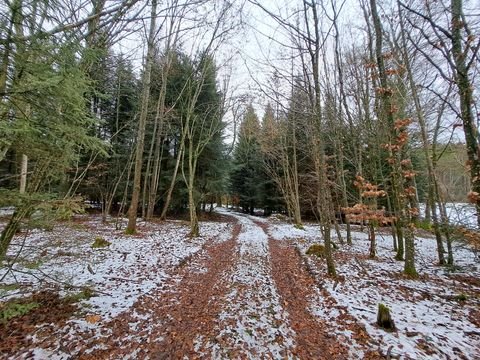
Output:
[{"xmin": 0, "ymin": 207, "xmax": 479, "ymax": 359}]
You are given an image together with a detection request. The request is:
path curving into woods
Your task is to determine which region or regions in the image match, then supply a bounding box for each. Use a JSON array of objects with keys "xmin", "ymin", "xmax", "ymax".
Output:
[
  {"xmin": 81, "ymin": 208, "xmax": 355, "ymax": 359},
  {"xmin": 6, "ymin": 209, "xmax": 376, "ymax": 359}
]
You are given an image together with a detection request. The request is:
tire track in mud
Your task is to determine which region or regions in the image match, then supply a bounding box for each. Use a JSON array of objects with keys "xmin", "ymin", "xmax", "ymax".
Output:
[
  {"xmin": 145, "ymin": 222, "xmax": 241, "ymax": 359},
  {"xmin": 253, "ymin": 219, "xmax": 350, "ymax": 359},
  {"xmin": 78, "ymin": 221, "xmax": 241, "ymax": 359}
]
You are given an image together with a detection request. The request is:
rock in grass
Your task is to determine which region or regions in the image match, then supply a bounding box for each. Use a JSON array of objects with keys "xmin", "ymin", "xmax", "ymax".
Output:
[
  {"xmin": 91, "ymin": 236, "xmax": 111, "ymax": 248},
  {"xmin": 306, "ymin": 244, "xmax": 325, "ymax": 257},
  {"xmin": 377, "ymin": 303, "xmax": 396, "ymax": 331}
]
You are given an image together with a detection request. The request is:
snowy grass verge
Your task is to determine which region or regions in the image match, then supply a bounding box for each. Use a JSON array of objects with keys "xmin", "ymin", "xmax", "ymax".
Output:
[
  {"xmin": 0, "ymin": 214, "xmax": 232, "ymax": 320},
  {"xmin": 268, "ymin": 221, "xmax": 480, "ymax": 359}
]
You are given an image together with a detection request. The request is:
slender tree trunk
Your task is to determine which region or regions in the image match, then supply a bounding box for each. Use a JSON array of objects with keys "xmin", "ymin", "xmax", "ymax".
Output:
[
  {"xmin": 160, "ymin": 140, "xmax": 185, "ymax": 220},
  {"xmin": 398, "ymin": 1, "xmax": 445, "ymax": 265},
  {"xmin": 126, "ymin": 0, "xmax": 157, "ymax": 234},
  {"xmin": 187, "ymin": 138, "xmax": 199, "ymax": 237},
  {"xmin": 309, "ymin": 0, "xmax": 335, "ymax": 276},
  {"xmin": 0, "ymin": 205, "xmax": 32, "ymax": 261},
  {"xmin": 369, "ymin": 223, "xmax": 376, "ymax": 258},
  {"xmin": 370, "ymin": 0, "xmax": 416, "ymax": 276},
  {"xmin": 451, "ymin": 0, "xmax": 480, "ymax": 227},
  {"xmin": 19, "ymin": 154, "xmax": 28, "ymax": 193}
]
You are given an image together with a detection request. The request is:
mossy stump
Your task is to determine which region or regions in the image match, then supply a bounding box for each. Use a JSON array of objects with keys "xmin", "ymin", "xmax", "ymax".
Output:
[
  {"xmin": 91, "ymin": 236, "xmax": 111, "ymax": 248},
  {"xmin": 377, "ymin": 303, "xmax": 395, "ymax": 331},
  {"xmin": 306, "ymin": 244, "xmax": 325, "ymax": 258}
]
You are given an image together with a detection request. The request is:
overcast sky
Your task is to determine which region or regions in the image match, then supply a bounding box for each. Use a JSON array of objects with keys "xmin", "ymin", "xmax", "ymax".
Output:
[{"xmin": 111, "ymin": 0, "xmax": 478, "ymax": 144}]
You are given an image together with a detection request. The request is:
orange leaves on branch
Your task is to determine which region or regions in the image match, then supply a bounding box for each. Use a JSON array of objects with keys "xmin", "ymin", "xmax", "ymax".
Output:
[
  {"xmin": 403, "ymin": 171, "xmax": 416, "ymax": 180},
  {"xmin": 382, "ymin": 51, "xmax": 394, "ymax": 60},
  {"xmin": 396, "ymin": 132, "xmax": 409, "ymax": 146},
  {"xmin": 376, "ymin": 87, "xmax": 393, "ymax": 96},
  {"xmin": 394, "ymin": 118, "xmax": 412, "ymax": 130},
  {"xmin": 389, "ymin": 104, "xmax": 399, "ymax": 114},
  {"xmin": 362, "ymin": 190, "xmax": 387, "ymax": 198},
  {"xmin": 458, "ymin": 227, "xmax": 480, "ymax": 252},
  {"xmin": 344, "ymin": 205, "xmax": 391, "ymax": 225},
  {"xmin": 354, "ymin": 175, "xmax": 386, "ymax": 198},
  {"xmin": 383, "ymin": 143, "xmax": 401, "ymax": 152},
  {"xmin": 400, "ymin": 159, "xmax": 411, "ymax": 167},
  {"xmin": 408, "ymin": 207, "xmax": 419, "ymax": 217},
  {"xmin": 385, "ymin": 68, "xmax": 398, "ymax": 76},
  {"xmin": 467, "ymin": 191, "xmax": 480, "ymax": 204},
  {"xmin": 405, "ymin": 186, "xmax": 417, "ymax": 197},
  {"xmin": 346, "ymin": 176, "xmax": 392, "ymax": 225}
]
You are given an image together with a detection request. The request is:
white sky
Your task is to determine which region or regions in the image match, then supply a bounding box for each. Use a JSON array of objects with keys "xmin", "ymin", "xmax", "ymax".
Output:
[{"xmin": 109, "ymin": 0, "xmax": 476, "ymax": 145}]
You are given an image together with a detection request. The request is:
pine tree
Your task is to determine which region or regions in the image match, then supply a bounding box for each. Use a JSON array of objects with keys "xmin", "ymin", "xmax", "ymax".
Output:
[{"xmin": 231, "ymin": 105, "xmax": 264, "ymax": 215}]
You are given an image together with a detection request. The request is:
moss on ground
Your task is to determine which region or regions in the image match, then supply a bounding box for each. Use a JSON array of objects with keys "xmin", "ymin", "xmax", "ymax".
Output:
[
  {"xmin": 306, "ymin": 244, "xmax": 325, "ymax": 257},
  {"xmin": 91, "ymin": 236, "xmax": 111, "ymax": 248},
  {"xmin": 0, "ymin": 301, "xmax": 39, "ymax": 323}
]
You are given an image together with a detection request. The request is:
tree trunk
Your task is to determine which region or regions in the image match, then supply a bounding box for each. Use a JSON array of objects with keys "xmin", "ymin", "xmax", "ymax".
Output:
[
  {"xmin": 160, "ymin": 142, "xmax": 184, "ymax": 220},
  {"xmin": 371, "ymin": 0, "xmax": 416, "ymax": 276},
  {"xmin": 369, "ymin": 223, "xmax": 376, "ymax": 258},
  {"xmin": 0, "ymin": 206, "xmax": 32, "ymax": 261},
  {"xmin": 398, "ymin": 1, "xmax": 445, "ymax": 265},
  {"xmin": 126, "ymin": 0, "xmax": 157, "ymax": 234},
  {"xmin": 451, "ymin": 0, "xmax": 480, "ymax": 227},
  {"xmin": 19, "ymin": 154, "xmax": 28, "ymax": 193}
]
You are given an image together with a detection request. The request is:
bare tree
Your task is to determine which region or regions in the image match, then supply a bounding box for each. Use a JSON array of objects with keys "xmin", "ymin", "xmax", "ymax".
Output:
[{"xmin": 126, "ymin": 0, "xmax": 158, "ymax": 234}]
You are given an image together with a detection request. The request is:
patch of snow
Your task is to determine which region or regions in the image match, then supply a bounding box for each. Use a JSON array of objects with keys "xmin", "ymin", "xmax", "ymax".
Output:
[
  {"xmin": 26, "ymin": 347, "xmax": 70, "ymax": 360},
  {"xmin": 0, "ymin": 207, "xmax": 15, "ymax": 217},
  {"xmin": 419, "ymin": 202, "xmax": 478, "ymax": 229},
  {"xmin": 272, "ymin": 222, "xmax": 480, "ymax": 359},
  {"xmin": 1, "ymin": 215, "xmax": 232, "ymax": 319}
]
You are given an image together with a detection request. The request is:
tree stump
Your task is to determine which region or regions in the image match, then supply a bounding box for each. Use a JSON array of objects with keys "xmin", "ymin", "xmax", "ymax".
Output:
[{"xmin": 377, "ymin": 303, "xmax": 396, "ymax": 331}]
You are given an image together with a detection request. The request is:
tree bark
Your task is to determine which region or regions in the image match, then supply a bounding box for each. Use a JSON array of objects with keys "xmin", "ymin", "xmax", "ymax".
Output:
[
  {"xmin": 451, "ymin": 0, "xmax": 480, "ymax": 227},
  {"xmin": 19, "ymin": 154, "xmax": 28, "ymax": 193},
  {"xmin": 370, "ymin": 0, "xmax": 416, "ymax": 276},
  {"xmin": 398, "ymin": 1, "xmax": 445, "ymax": 265},
  {"xmin": 126, "ymin": 0, "xmax": 157, "ymax": 233}
]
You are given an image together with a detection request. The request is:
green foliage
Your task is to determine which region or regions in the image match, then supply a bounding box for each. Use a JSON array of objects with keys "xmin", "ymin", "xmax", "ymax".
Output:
[
  {"xmin": 454, "ymin": 293, "xmax": 468, "ymax": 302},
  {"xmin": 65, "ymin": 287, "xmax": 95, "ymax": 303},
  {"xmin": 0, "ymin": 191, "xmax": 86, "ymax": 233},
  {"xmin": 91, "ymin": 237, "xmax": 111, "ymax": 248},
  {"xmin": 306, "ymin": 244, "xmax": 325, "ymax": 257},
  {"xmin": 0, "ymin": 284, "xmax": 19, "ymax": 292},
  {"xmin": 0, "ymin": 301, "xmax": 39, "ymax": 323},
  {"xmin": 125, "ymin": 228, "xmax": 136, "ymax": 235},
  {"xmin": 23, "ymin": 259, "xmax": 43, "ymax": 269},
  {"xmin": 377, "ymin": 303, "xmax": 396, "ymax": 331},
  {"xmin": 415, "ymin": 219, "xmax": 433, "ymax": 232},
  {"xmin": 230, "ymin": 105, "xmax": 265, "ymax": 214},
  {"xmin": 0, "ymin": 284, "xmax": 20, "ymax": 298}
]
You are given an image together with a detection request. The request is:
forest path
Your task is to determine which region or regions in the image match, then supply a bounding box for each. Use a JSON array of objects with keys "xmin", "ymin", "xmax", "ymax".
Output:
[
  {"xmin": 86, "ymin": 209, "xmax": 350, "ymax": 359},
  {"xmin": 190, "ymin": 208, "xmax": 350, "ymax": 359},
  {"xmin": 9, "ymin": 209, "xmax": 352, "ymax": 359},
  {"xmin": 80, "ymin": 216, "xmax": 241, "ymax": 359}
]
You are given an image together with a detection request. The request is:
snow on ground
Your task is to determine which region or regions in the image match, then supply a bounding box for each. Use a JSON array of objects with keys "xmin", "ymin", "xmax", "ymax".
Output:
[
  {"xmin": 268, "ymin": 219, "xmax": 480, "ymax": 359},
  {"xmin": 0, "ymin": 207, "xmax": 15, "ymax": 217},
  {"xmin": 201, "ymin": 208, "xmax": 296, "ymax": 359},
  {"xmin": 419, "ymin": 202, "xmax": 478, "ymax": 229},
  {"xmin": 268, "ymin": 222, "xmax": 322, "ymax": 242},
  {"xmin": 0, "ymin": 214, "xmax": 232, "ymax": 321}
]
